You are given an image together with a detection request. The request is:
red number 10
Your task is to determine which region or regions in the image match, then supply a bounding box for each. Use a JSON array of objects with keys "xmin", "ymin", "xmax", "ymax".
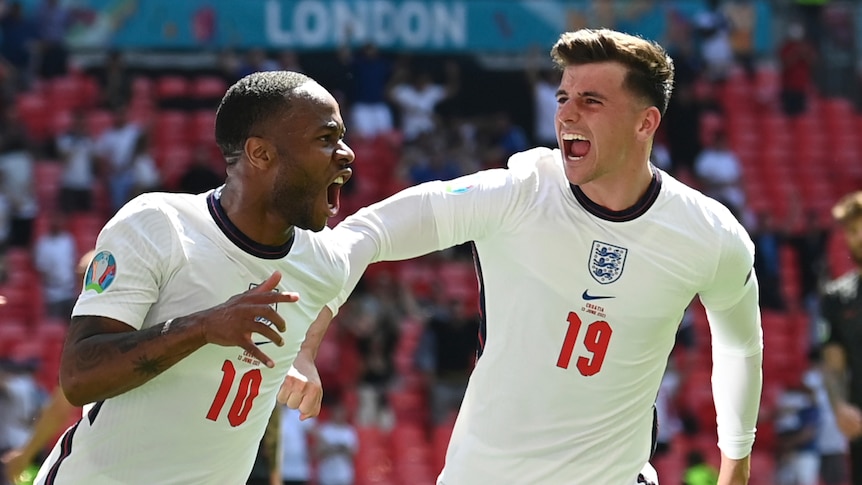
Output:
[
  {"xmin": 207, "ymin": 360, "xmax": 262, "ymax": 426},
  {"xmin": 556, "ymin": 312, "xmax": 613, "ymax": 376}
]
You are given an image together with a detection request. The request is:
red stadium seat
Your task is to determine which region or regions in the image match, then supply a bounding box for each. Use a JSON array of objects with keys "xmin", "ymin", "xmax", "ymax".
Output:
[
  {"xmin": 153, "ymin": 111, "xmax": 191, "ymax": 146},
  {"xmin": 190, "ymin": 76, "xmax": 227, "ymax": 99},
  {"xmin": 85, "ymin": 109, "xmax": 114, "ymax": 137},
  {"xmin": 15, "ymin": 93, "xmax": 51, "ymax": 141},
  {"xmin": 155, "ymin": 75, "xmax": 190, "ymax": 100}
]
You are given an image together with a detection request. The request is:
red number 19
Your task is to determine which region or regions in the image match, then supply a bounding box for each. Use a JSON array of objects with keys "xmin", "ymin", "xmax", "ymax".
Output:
[{"xmin": 556, "ymin": 312, "xmax": 613, "ymax": 376}]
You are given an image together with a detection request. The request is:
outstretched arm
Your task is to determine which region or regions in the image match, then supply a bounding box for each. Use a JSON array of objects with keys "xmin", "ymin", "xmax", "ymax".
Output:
[{"xmin": 278, "ymin": 306, "xmax": 334, "ymax": 419}]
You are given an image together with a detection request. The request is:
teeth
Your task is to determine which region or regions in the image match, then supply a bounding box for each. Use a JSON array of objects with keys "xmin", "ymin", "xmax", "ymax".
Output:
[
  {"xmin": 561, "ymin": 133, "xmax": 587, "ymax": 141},
  {"xmin": 333, "ymin": 176, "xmax": 344, "ymax": 184}
]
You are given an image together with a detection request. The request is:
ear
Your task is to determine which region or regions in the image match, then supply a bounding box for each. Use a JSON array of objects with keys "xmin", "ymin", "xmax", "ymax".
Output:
[
  {"xmin": 636, "ymin": 106, "xmax": 662, "ymax": 142},
  {"xmin": 244, "ymin": 136, "xmax": 274, "ymax": 170}
]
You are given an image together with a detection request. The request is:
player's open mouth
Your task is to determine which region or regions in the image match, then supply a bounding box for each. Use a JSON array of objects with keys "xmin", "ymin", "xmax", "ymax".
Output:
[
  {"xmin": 326, "ymin": 171, "xmax": 351, "ymax": 216},
  {"xmin": 562, "ymin": 133, "xmax": 590, "ymax": 161}
]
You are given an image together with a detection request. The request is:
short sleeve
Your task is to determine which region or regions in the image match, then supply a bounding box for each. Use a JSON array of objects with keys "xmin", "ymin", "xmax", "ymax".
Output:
[{"xmin": 73, "ymin": 196, "xmax": 179, "ymax": 329}]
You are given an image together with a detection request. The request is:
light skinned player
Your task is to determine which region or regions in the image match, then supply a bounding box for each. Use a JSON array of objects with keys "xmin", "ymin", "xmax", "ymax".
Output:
[
  {"xmin": 34, "ymin": 71, "xmax": 355, "ymax": 484},
  {"xmin": 283, "ymin": 29, "xmax": 763, "ymax": 484}
]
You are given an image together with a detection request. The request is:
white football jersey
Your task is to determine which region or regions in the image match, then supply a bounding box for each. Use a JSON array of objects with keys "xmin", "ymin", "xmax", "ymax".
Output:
[
  {"xmin": 329, "ymin": 148, "xmax": 762, "ymax": 485},
  {"xmin": 36, "ymin": 189, "xmax": 349, "ymax": 485}
]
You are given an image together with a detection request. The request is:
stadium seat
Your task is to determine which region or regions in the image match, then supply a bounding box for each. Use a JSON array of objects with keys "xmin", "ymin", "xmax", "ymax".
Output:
[
  {"xmin": 153, "ymin": 111, "xmax": 191, "ymax": 146},
  {"xmin": 190, "ymin": 76, "xmax": 227, "ymax": 100},
  {"xmin": 15, "ymin": 93, "xmax": 51, "ymax": 141},
  {"xmin": 189, "ymin": 110, "xmax": 217, "ymax": 144},
  {"xmin": 85, "ymin": 109, "xmax": 115, "ymax": 137},
  {"xmin": 0, "ymin": 322, "xmax": 27, "ymax": 355},
  {"xmin": 155, "ymin": 75, "xmax": 190, "ymax": 100}
]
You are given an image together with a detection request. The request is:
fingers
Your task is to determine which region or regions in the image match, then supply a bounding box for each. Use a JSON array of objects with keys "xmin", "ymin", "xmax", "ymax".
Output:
[
  {"xmin": 254, "ymin": 315, "xmax": 285, "ymax": 346},
  {"xmin": 251, "ymin": 271, "xmax": 282, "ymax": 293},
  {"xmin": 298, "ymin": 392, "xmax": 322, "ymax": 420},
  {"xmin": 241, "ymin": 342, "xmax": 276, "ymax": 369}
]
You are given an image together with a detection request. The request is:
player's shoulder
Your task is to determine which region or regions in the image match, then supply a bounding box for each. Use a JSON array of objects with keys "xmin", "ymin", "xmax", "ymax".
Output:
[
  {"xmin": 109, "ymin": 191, "xmax": 206, "ymax": 232},
  {"xmin": 659, "ymin": 170, "xmax": 744, "ymax": 231}
]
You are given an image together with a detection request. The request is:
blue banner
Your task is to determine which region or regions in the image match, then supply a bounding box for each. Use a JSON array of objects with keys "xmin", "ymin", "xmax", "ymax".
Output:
[{"xmin": 17, "ymin": 0, "xmax": 773, "ymax": 54}]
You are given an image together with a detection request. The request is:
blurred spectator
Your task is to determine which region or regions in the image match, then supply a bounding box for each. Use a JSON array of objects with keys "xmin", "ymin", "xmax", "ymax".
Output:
[
  {"xmin": 721, "ymin": 0, "xmax": 757, "ymax": 80},
  {"xmin": 802, "ymin": 349, "xmax": 849, "ymax": 485},
  {"xmin": 0, "ymin": 106, "xmax": 36, "ymax": 248},
  {"xmin": 177, "ymin": 144, "xmax": 224, "ymax": 194},
  {"xmin": 128, "ymin": 133, "xmax": 161, "ymax": 198},
  {"xmin": 279, "ymin": 406, "xmax": 315, "ymax": 485},
  {"xmin": 483, "ymin": 110, "xmax": 529, "ymax": 168},
  {"xmin": 274, "ymin": 50, "xmax": 303, "ymax": 73},
  {"xmin": 338, "ymin": 40, "xmax": 393, "ymax": 140},
  {"xmin": 237, "ymin": 48, "xmax": 279, "ymax": 78},
  {"xmin": 693, "ymin": 131, "xmax": 745, "ymax": 216},
  {"xmin": 654, "ymin": 359, "xmax": 683, "ymax": 458},
  {"xmin": 0, "ymin": 1, "xmax": 37, "ymax": 91},
  {"xmin": 0, "ymin": 358, "xmax": 44, "ymax": 485},
  {"xmin": 662, "ymin": 83, "xmax": 705, "ymax": 173},
  {"xmin": 750, "ymin": 211, "xmax": 787, "ymax": 311},
  {"xmin": 404, "ymin": 136, "xmax": 462, "ymax": 186},
  {"xmin": 774, "ymin": 385, "xmax": 820, "ymax": 485},
  {"xmin": 247, "ymin": 406, "xmax": 281, "ymax": 485},
  {"xmin": 414, "ymin": 292, "xmax": 478, "ymax": 425},
  {"xmin": 215, "ymin": 49, "xmax": 242, "ymax": 85},
  {"xmin": 793, "ymin": 0, "xmax": 826, "ymax": 54},
  {"xmin": 682, "ymin": 449, "xmax": 719, "ymax": 485},
  {"xmin": 55, "ymin": 111, "xmax": 97, "ymax": 214},
  {"xmin": 33, "ymin": 212, "xmax": 76, "ymax": 319},
  {"xmin": 0, "ymin": 171, "xmax": 10, "ymax": 254},
  {"xmin": 778, "ymin": 23, "xmax": 817, "ymax": 117},
  {"xmin": 349, "ymin": 272, "xmax": 418, "ymax": 428},
  {"xmin": 34, "ymin": 0, "xmax": 71, "ymax": 79},
  {"xmin": 314, "ymin": 402, "xmax": 357, "ymax": 485},
  {"xmin": 93, "ymin": 50, "xmax": 133, "ymax": 110},
  {"xmin": 694, "ymin": 4, "xmax": 734, "ymax": 83},
  {"xmin": 94, "ymin": 105, "xmax": 142, "ymax": 212},
  {"xmin": 525, "ymin": 50, "xmax": 561, "ymax": 148},
  {"xmin": 820, "ymin": 191, "xmax": 862, "ymax": 485},
  {"xmin": 388, "ymin": 60, "xmax": 459, "ymax": 143},
  {"xmin": 786, "ymin": 206, "xmax": 829, "ymax": 304}
]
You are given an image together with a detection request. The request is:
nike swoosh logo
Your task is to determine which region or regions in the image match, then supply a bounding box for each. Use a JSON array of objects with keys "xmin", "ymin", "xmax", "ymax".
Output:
[{"xmin": 582, "ymin": 290, "xmax": 615, "ymax": 301}]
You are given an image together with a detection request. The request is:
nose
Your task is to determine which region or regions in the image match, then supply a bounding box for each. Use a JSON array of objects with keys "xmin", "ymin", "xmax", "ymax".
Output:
[
  {"xmin": 336, "ymin": 139, "xmax": 355, "ymax": 165},
  {"xmin": 557, "ymin": 99, "xmax": 579, "ymax": 126}
]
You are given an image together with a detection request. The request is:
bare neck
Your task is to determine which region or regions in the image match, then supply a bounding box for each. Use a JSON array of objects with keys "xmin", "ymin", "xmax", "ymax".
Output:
[{"xmin": 218, "ymin": 182, "xmax": 293, "ymax": 246}]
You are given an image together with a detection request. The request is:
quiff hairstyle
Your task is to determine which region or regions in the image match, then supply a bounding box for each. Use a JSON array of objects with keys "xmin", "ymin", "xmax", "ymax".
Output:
[
  {"xmin": 551, "ymin": 28, "xmax": 675, "ymax": 115},
  {"xmin": 832, "ymin": 191, "xmax": 862, "ymax": 225},
  {"xmin": 215, "ymin": 70, "xmax": 313, "ymax": 163}
]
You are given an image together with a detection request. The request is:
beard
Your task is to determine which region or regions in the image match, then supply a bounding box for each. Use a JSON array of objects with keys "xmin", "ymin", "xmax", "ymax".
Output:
[{"xmin": 271, "ymin": 173, "xmax": 324, "ymax": 232}]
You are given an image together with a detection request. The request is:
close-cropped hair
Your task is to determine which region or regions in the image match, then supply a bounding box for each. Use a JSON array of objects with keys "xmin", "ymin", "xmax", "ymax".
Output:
[
  {"xmin": 832, "ymin": 191, "xmax": 862, "ymax": 225},
  {"xmin": 215, "ymin": 70, "xmax": 313, "ymax": 162},
  {"xmin": 551, "ymin": 28, "xmax": 675, "ymax": 115}
]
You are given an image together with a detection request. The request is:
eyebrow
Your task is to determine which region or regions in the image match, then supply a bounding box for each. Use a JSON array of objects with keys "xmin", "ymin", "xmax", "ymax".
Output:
[
  {"xmin": 555, "ymin": 89, "xmax": 609, "ymax": 101},
  {"xmin": 322, "ymin": 121, "xmax": 346, "ymax": 137}
]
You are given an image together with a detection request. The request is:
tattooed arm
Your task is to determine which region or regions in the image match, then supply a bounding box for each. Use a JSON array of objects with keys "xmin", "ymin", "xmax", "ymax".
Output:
[
  {"xmin": 60, "ymin": 315, "xmax": 204, "ymax": 406},
  {"xmin": 60, "ymin": 271, "xmax": 298, "ymax": 406}
]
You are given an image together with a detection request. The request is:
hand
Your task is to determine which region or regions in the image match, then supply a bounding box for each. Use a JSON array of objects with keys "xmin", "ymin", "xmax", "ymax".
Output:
[
  {"xmin": 1, "ymin": 448, "xmax": 28, "ymax": 484},
  {"xmin": 198, "ymin": 271, "xmax": 299, "ymax": 368},
  {"xmin": 277, "ymin": 352, "xmax": 322, "ymax": 420},
  {"xmin": 834, "ymin": 401, "xmax": 862, "ymax": 439}
]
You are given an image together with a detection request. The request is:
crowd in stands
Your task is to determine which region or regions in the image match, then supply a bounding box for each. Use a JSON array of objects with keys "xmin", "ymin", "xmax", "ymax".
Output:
[{"xmin": 2, "ymin": 0, "xmax": 862, "ymax": 484}]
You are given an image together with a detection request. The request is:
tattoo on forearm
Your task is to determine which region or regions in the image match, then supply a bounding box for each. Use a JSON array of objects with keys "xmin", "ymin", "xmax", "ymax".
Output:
[
  {"xmin": 117, "ymin": 326, "xmax": 165, "ymax": 354},
  {"xmin": 75, "ymin": 342, "xmax": 109, "ymax": 371},
  {"xmin": 133, "ymin": 355, "xmax": 169, "ymax": 377}
]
